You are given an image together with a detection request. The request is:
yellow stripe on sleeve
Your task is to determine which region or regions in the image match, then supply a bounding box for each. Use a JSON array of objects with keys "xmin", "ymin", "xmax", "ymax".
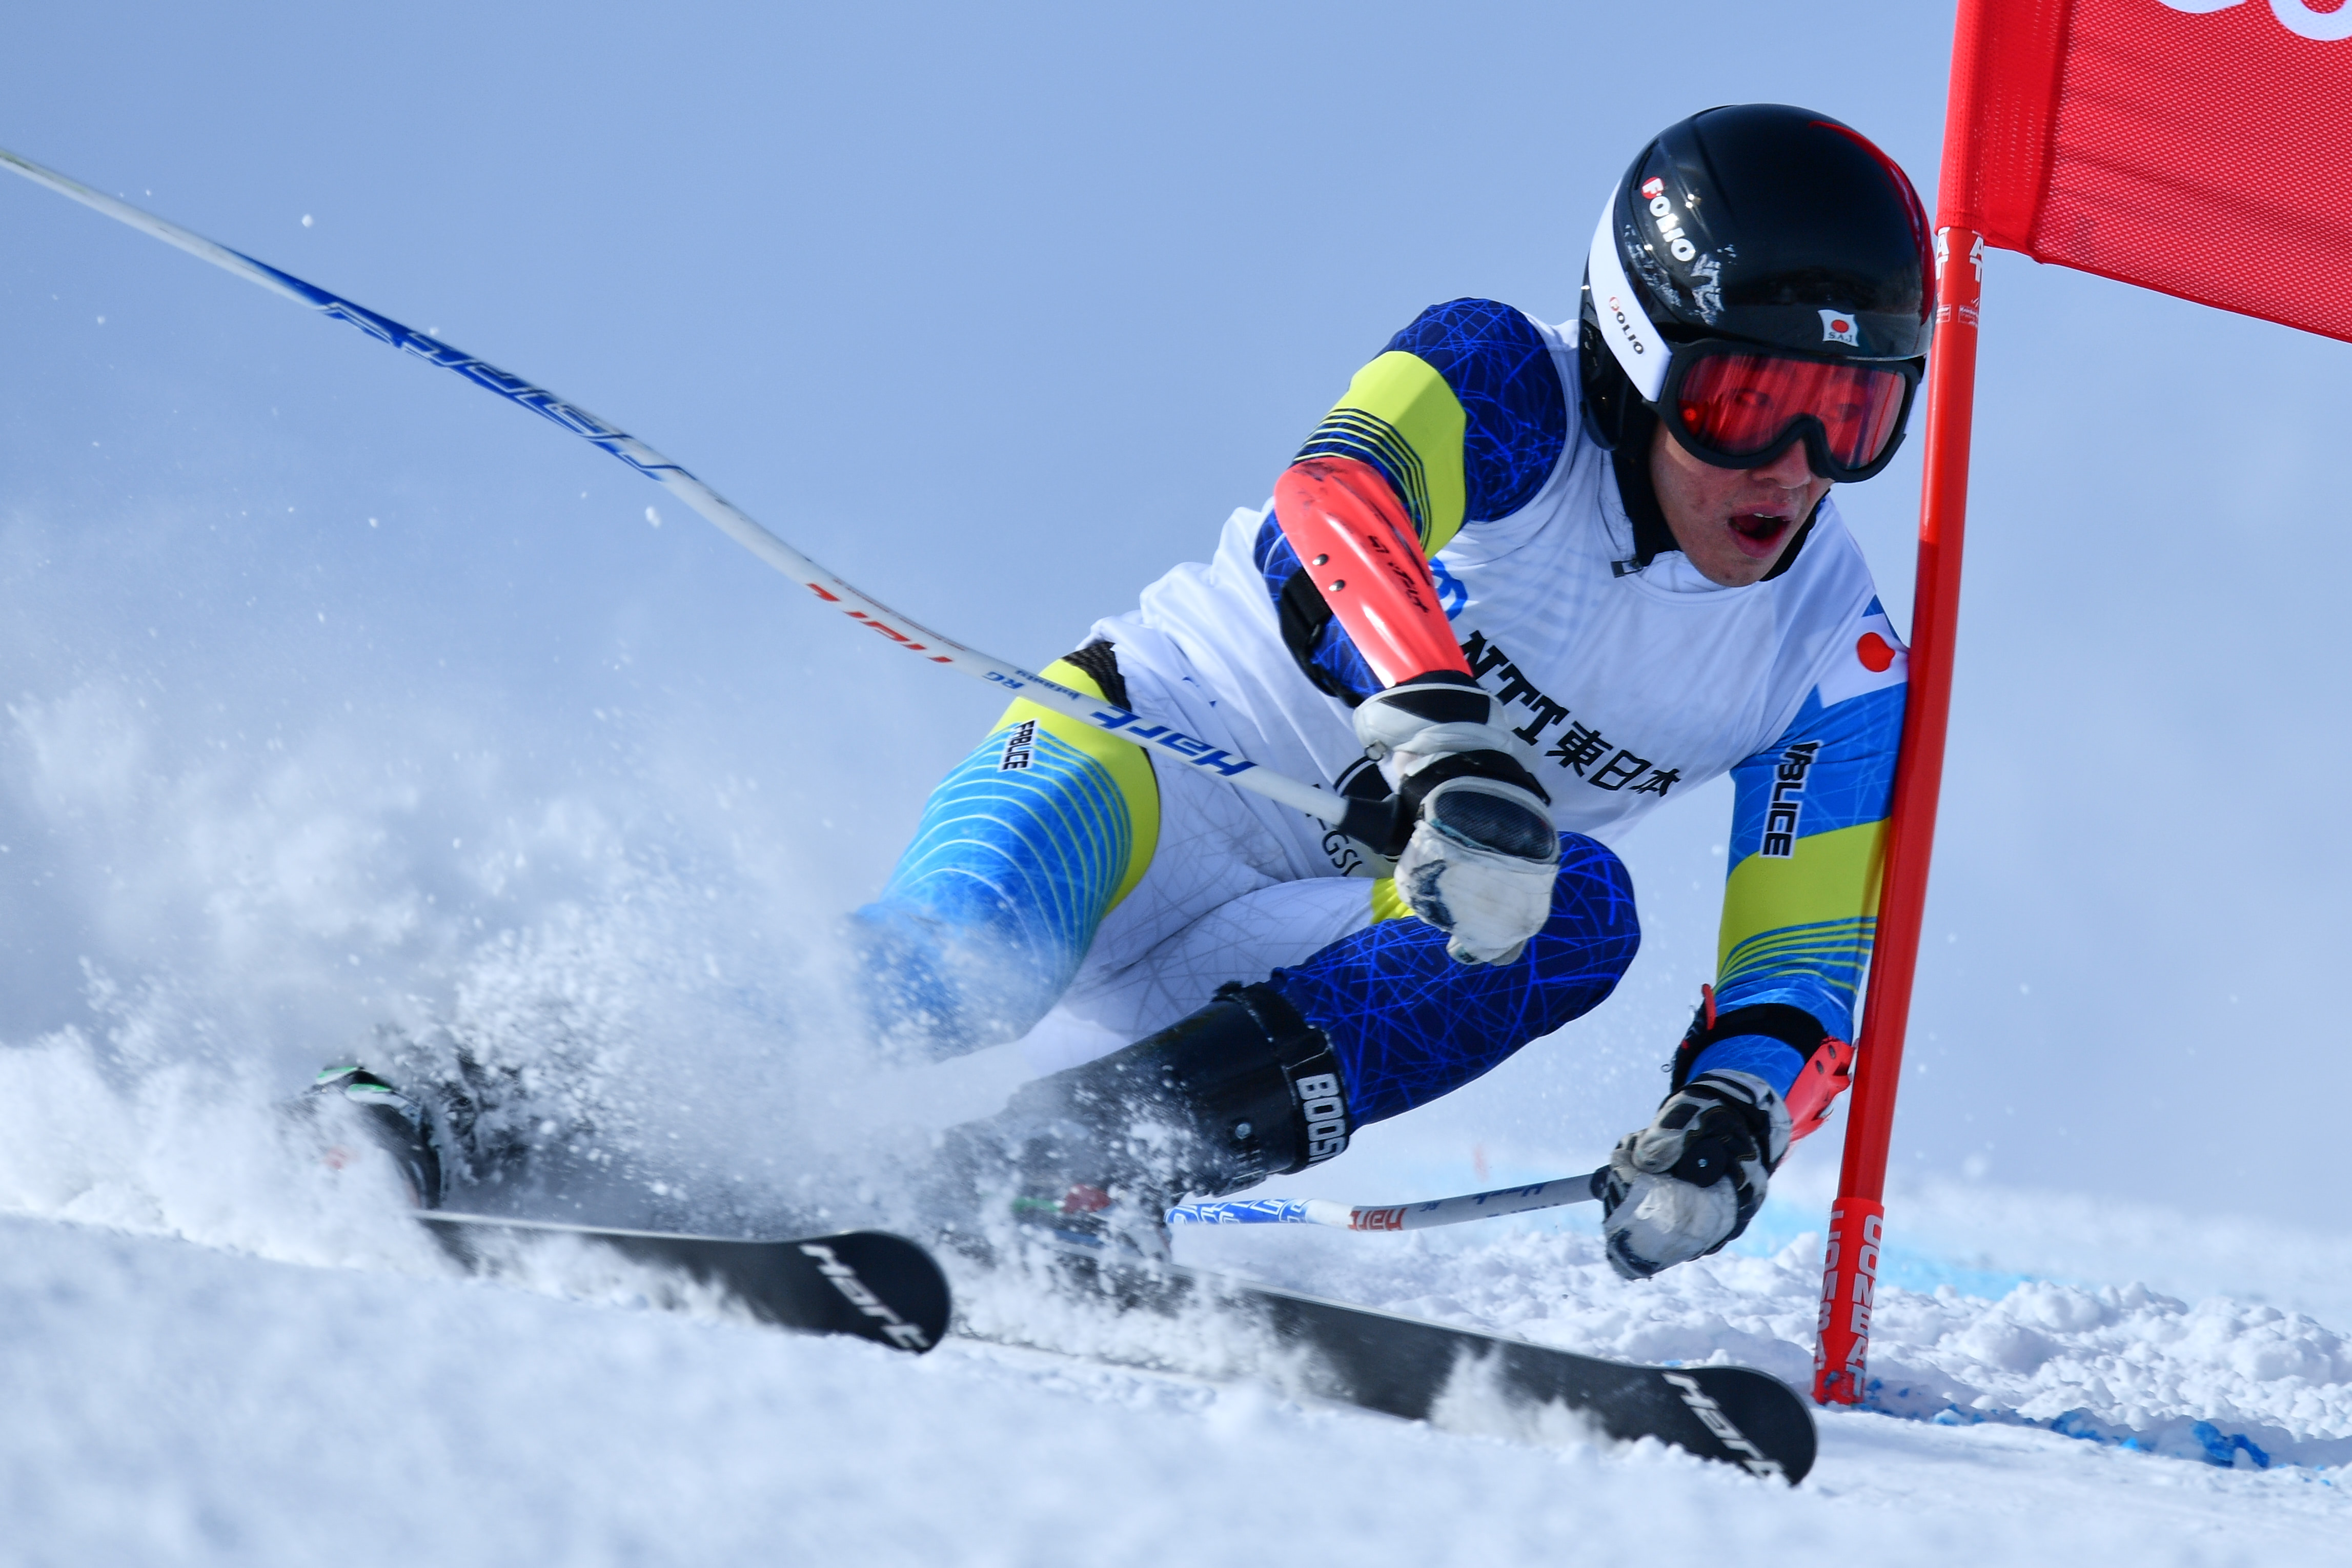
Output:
[
  {"xmin": 1716, "ymin": 820, "xmax": 1888, "ymax": 976},
  {"xmin": 1316, "ymin": 352, "xmax": 1470, "ymax": 556}
]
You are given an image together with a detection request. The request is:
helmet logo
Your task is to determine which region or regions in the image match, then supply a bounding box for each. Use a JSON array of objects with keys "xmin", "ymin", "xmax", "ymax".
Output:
[
  {"xmin": 1589, "ymin": 203, "xmax": 1670, "ymax": 402},
  {"xmin": 1605, "ymin": 295, "xmax": 1650, "ymax": 355},
  {"xmin": 1819, "ymin": 309, "xmax": 1860, "ymax": 346},
  {"xmin": 1640, "ymin": 176, "xmax": 1665, "ymax": 199},
  {"xmin": 1646, "ymin": 192, "xmax": 1699, "ymax": 262}
]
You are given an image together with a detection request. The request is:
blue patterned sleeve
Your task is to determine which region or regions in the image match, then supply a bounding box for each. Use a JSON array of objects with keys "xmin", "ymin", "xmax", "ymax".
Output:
[{"xmin": 1372, "ymin": 298, "xmax": 1569, "ymax": 529}]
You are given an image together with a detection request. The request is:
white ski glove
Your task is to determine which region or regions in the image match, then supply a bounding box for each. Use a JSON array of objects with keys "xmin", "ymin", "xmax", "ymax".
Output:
[
  {"xmin": 1353, "ymin": 673, "xmax": 1559, "ymax": 966},
  {"xmin": 1600, "ymin": 1070, "xmax": 1790, "ymax": 1280}
]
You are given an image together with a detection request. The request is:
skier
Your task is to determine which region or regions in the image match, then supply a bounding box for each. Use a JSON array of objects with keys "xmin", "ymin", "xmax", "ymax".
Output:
[{"xmin": 859, "ymin": 103, "xmax": 1928, "ymax": 1280}]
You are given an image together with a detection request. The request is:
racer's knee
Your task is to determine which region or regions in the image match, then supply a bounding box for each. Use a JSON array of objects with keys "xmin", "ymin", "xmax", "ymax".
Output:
[
  {"xmin": 852, "ymin": 652, "xmax": 1157, "ymax": 1062},
  {"xmin": 1267, "ymin": 832, "xmax": 1640, "ymax": 1127},
  {"xmin": 1537, "ymin": 831, "xmax": 1641, "ymax": 990}
]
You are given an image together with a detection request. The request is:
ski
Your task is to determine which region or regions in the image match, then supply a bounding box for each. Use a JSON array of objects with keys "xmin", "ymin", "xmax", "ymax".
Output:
[
  {"xmin": 972, "ymin": 1249, "xmax": 1815, "ymax": 1482},
  {"xmin": 417, "ymin": 1212, "xmax": 951, "ymax": 1355},
  {"xmin": 409, "ymin": 1203, "xmax": 1804, "ymax": 1475}
]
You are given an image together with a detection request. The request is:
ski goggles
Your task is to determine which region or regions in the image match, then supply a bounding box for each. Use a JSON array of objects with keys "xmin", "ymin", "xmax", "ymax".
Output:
[{"xmin": 1660, "ymin": 340, "xmax": 1920, "ymax": 483}]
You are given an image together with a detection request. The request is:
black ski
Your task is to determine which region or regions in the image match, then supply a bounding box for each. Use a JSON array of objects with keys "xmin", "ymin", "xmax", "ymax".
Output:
[
  {"xmin": 418, "ymin": 1212, "xmax": 951, "ymax": 1354},
  {"xmin": 983, "ymin": 1249, "xmax": 1815, "ymax": 1482},
  {"xmin": 413, "ymin": 1212, "xmax": 1806, "ymax": 1474}
]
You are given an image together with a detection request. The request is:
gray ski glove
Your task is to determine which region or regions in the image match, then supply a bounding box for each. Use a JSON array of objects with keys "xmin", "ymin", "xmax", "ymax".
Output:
[
  {"xmin": 1352, "ymin": 672, "xmax": 1558, "ymax": 966},
  {"xmin": 1600, "ymin": 1070, "xmax": 1791, "ymax": 1280}
]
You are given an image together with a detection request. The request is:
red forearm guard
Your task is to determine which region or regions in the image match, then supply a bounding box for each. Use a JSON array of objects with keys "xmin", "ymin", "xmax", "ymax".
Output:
[{"xmin": 1271, "ymin": 456, "xmax": 1472, "ymax": 688}]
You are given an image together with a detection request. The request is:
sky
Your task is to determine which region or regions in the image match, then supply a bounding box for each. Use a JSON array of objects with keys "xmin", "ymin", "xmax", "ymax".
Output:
[{"xmin": 1, "ymin": 0, "xmax": 2346, "ymax": 1236}]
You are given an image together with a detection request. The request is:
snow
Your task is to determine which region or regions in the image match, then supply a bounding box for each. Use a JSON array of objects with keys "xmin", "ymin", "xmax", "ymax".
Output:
[
  {"xmin": 1182, "ymin": 1222, "xmax": 2352, "ymax": 1473},
  {"xmin": 5, "ymin": 1211, "xmax": 2347, "ymax": 1568},
  {"xmin": 3, "ymin": 1032, "xmax": 2349, "ymax": 1566}
]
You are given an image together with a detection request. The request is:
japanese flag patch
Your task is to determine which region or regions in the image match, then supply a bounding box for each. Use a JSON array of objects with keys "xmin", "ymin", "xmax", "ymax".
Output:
[
  {"xmin": 1816, "ymin": 597, "xmax": 1908, "ymax": 708},
  {"xmin": 1819, "ymin": 308, "xmax": 1860, "ymax": 347}
]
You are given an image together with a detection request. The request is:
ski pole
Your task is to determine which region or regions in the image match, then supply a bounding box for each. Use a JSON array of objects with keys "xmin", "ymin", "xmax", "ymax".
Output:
[
  {"xmin": 0, "ymin": 146, "xmax": 1353, "ymax": 834},
  {"xmin": 1167, "ymin": 1169, "xmax": 1604, "ymax": 1232}
]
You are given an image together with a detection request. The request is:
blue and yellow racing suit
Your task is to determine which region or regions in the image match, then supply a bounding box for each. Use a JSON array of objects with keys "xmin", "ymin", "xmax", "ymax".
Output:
[{"xmin": 857, "ymin": 298, "xmax": 1904, "ymax": 1137}]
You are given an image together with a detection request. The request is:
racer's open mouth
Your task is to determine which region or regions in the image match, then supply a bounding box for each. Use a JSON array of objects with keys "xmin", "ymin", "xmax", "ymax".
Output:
[{"xmin": 1727, "ymin": 511, "xmax": 1794, "ymax": 558}]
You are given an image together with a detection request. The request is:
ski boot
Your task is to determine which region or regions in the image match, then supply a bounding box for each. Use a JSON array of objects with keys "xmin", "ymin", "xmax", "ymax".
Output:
[
  {"xmin": 311, "ymin": 1064, "xmax": 444, "ymax": 1209},
  {"xmin": 928, "ymin": 982, "xmax": 1357, "ymax": 1259}
]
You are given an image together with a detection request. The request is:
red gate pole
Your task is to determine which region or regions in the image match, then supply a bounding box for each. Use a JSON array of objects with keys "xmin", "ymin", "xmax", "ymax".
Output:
[
  {"xmin": 1810, "ymin": 224, "xmax": 1982, "ymax": 1404},
  {"xmin": 1810, "ymin": 0, "xmax": 2003, "ymax": 1408},
  {"xmin": 1810, "ymin": 217, "xmax": 1985, "ymax": 1403}
]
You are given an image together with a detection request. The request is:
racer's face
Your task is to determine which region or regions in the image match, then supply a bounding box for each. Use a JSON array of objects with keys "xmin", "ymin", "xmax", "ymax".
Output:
[{"xmin": 1649, "ymin": 422, "xmax": 1831, "ymax": 588}]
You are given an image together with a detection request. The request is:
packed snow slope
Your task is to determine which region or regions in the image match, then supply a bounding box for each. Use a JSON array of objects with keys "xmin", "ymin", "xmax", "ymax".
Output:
[{"xmin": 2, "ymin": 1030, "xmax": 2347, "ymax": 1568}]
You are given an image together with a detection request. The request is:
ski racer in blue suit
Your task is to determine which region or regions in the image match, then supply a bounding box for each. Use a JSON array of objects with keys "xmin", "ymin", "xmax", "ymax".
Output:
[{"xmin": 857, "ymin": 105, "xmax": 1934, "ymax": 1279}]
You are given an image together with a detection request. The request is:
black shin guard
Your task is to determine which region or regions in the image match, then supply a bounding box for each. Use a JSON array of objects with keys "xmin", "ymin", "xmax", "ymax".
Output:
[{"xmin": 946, "ymin": 982, "xmax": 1355, "ymax": 1210}]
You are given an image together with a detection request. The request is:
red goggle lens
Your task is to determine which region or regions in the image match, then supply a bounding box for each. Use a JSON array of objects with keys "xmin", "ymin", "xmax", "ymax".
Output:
[{"xmin": 1674, "ymin": 352, "xmax": 1910, "ymax": 470}]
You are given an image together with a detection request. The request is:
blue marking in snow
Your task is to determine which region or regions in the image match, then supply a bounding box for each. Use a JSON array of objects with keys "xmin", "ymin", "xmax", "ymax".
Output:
[
  {"xmin": 1729, "ymin": 1203, "xmax": 2041, "ymax": 1300},
  {"xmin": 1873, "ymin": 1253, "xmax": 2037, "ymax": 1300},
  {"xmin": 1882, "ymin": 1391, "xmax": 2290, "ymax": 1471},
  {"xmin": 2190, "ymin": 1421, "xmax": 2272, "ymax": 1470}
]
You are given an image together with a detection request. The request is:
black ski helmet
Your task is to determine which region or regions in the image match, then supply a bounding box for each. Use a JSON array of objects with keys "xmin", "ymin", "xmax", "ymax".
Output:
[{"xmin": 1580, "ymin": 104, "xmax": 1934, "ymax": 462}]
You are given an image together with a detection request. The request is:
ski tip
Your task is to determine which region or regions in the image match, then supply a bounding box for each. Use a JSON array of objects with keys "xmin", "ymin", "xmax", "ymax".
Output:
[
  {"xmin": 1660, "ymin": 1366, "xmax": 1817, "ymax": 1484},
  {"xmin": 787, "ymin": 1230, "xmax": 954, "ymax": 1355}
]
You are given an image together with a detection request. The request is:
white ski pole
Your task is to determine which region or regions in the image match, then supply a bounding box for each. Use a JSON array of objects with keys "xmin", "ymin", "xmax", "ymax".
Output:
[
  {"xmin": 0, "ymin": 146, "xmax": 1353, "ymax": 832},
  {"xmin": 1167, "ymin": 1168, "xmax": 1605, "ymax": 1232}
]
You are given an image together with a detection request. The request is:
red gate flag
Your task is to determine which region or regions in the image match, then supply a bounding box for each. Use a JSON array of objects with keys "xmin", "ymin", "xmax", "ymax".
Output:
[
  {"xmin": 1815, "ymin": 0, "xmax": 2350, "ymax": 1404},
  {"xmin": 1941, "ymin": 0, "xmax": 2352, "ymax": 343}
]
